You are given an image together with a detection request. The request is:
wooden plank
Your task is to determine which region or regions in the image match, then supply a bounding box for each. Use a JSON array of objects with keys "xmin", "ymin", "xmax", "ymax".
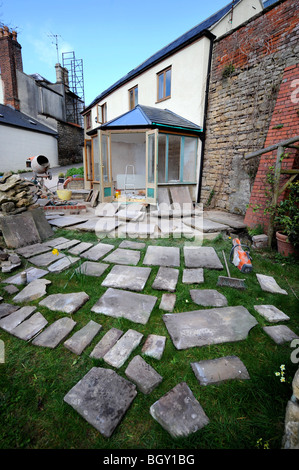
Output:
[
  {"xmin": 245, "ymin": 135, "xmax": 299, "ymax": 160},
  {"xmin": 90, "ymin": 190, "xmax": 99, "ymax": 207},
  {"xmin": 170, "ymin": 186, "xmax": 192, "ymax": 206}
]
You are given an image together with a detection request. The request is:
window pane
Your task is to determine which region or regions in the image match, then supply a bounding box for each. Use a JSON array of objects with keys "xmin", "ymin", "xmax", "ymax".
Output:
[
  {"xmin": 101, "ymin": 134, "xmax": 109, "ymax": 182},
  {"xmin": 129, "ymin": 89, "xmax": 134, "ymax": 109},
  {"xmin": 85, "ymin": 141, "xmax": 92, "ymax": 180},
  {"xmin": 148, "ymin": 134, "xmax": 155, "ymax": 183},
  {"xmin": 168, "ymin": 135, "xmax": 180, "ymax": 181},
  {"xmin": 183, "ymin": 137, "xmax": 197, "ymax": 182},
  {"xmin": 93, "ymin": 136, "xmax": 100, "ymax": 181},
  {"xmin": 135, "ymin": 87, "xmax": 138, "ymax": 106},
  {"xmin": 158, "ymin": 134, "xmax": 166, "ymax": 183},
  {"xmin": 158, "ymin": 73, "xmax": 164, "ymax": 100},
  {"xmin": 165, "ymin": 69, "xmax": 171, "ymax": 97}
]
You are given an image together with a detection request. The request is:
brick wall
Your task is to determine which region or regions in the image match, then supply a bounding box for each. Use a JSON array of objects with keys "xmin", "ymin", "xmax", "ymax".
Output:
[
  {"xmin": 57, "ymin": 120, "xmax": 84, "ymax": 166},
  {"xmin": 0, "ymin": 26, "xmax": 23, "ymax": 110},
  {"xmin": 201, "ymin": 0, "xmax": 299, "ymax": 215}
]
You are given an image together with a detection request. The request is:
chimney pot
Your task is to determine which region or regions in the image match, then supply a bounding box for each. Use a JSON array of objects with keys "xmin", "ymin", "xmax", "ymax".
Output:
[{"xmin": 12, "ymin": 31, "xmax": 17, "ymax": 41}]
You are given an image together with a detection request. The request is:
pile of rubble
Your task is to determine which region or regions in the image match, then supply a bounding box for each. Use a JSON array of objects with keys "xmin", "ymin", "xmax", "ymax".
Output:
[{"xmin": 0, "ymin": 172, "xmax": 47, "ymax": 215}]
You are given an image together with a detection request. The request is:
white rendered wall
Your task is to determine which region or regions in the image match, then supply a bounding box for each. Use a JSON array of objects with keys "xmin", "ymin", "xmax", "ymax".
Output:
[{"xmin": 210, "ymin": 0, "xmax": 263, "ymax": 37}]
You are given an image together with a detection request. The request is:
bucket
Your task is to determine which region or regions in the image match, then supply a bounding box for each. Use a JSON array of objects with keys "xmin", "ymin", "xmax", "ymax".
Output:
[{"xmin": 57, "ymin": 189, "xmax": 72, "ymax": 201}]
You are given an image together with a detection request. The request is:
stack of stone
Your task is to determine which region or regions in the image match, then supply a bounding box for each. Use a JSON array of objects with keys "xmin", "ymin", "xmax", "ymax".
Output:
[{"xmin": 0, "ymin": 172, "xmax": 43, "ymax": 215}]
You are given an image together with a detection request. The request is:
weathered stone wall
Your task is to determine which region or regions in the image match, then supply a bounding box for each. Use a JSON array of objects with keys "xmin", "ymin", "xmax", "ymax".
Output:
[
  {"xmin": 57, "ymin": 121, "xmax": 84, "ymax": 166},
  {"xmin": 201, "ymin": 0, "xmax": 299, "ymax": 214}
]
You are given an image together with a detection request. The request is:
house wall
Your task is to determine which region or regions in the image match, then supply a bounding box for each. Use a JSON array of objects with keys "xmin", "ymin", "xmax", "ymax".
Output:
[
  {"xmin": 57, "ymin": 121, "xmax": 84, "ymax": 166},
  {"xmin": 0, "ymin": 126, "xmax": 58, "ymax": 172},
  {"xmin": 210, "ymin": 0, "xmax": 263, "ymax": 37},
  {"xmin": 201, "ymin": 0, "xmax": 299, "ymax": 214}
]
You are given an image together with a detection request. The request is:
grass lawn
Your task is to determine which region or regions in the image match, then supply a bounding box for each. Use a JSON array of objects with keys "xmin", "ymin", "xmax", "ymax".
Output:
[{"xmin": 0, "ymin": 229, "xmax": 298, "ymax": 450}]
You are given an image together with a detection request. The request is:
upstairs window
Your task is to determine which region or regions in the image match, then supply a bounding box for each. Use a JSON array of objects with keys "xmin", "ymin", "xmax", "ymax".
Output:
[
  {"xmin": 97, "ymin": 102, "xmax": 107, "ymax": 124},
  {"xmin": 157, "ymin": 66, "xmax": 171, "ymax": 102},
  {"xmin": 129, "ymin": 85, "xmax": 138, "ymax": 110},
  {"xmin": 85, "ymin": 111, "xmax": 91, "ymax": 129}
]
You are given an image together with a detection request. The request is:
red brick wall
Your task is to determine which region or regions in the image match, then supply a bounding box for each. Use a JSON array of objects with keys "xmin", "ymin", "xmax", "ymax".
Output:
[
  {"xmin": 244, "ymin": 63, "xmax": 299, "ymax": 230},
  {"xmin": 0, "ymin": 26, "xmax": 23, "ymax": 110}
]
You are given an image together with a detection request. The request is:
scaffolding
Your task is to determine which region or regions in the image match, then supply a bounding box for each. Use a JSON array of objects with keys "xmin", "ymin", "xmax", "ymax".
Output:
[{"xmin": 62, "ymin": 51, "xmax": 85, "ymax": 126}]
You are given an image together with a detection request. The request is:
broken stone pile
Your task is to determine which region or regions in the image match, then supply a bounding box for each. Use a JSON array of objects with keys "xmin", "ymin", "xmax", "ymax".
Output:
[{"xmin": 0, "ymin": 172, "xmax": 46, "ymax": 215}]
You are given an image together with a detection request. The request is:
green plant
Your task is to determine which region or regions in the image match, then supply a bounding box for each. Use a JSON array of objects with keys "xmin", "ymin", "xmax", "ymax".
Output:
[
  {"xmin": 247, "ymin": 224, "xmax": 264, "ymax": 237},
  {"xmin": 274, "ymin": 181, "xmax": 299, "ymax": 246},
  {"xmin": 65, "ymin": 167, "xmax": 84, "ymax": 178},
  {"xmin": 222, "ymin": 63, "xmax": 235, "ymax": 78},
  {"xmin": 58, "ymin": 172, "xmax": 65, "ymax": 178}
]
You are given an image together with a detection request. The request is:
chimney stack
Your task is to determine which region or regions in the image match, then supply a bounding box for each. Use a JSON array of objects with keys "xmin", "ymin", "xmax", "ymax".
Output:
[{"xmin": 0, "ymin": 25, "xmax": 23, "ymax": 110}]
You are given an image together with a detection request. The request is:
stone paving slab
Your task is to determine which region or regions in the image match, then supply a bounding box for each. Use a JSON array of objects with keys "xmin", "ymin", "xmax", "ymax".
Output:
[
  {"xmin": 94, "ymin": 217, "xmax": 123, "ymax": 235},
  {"xmin": 68, "ymin": 242, "xmax": 94, "ymax": 255},
  {"xmin": 117, "ymin": 209, "xmax": 145, "ymax": 222},
  {"xmin": 182, "ymin": 268, "xmax": 204, "ymax": 284},
  {"xmin": 103, "ymin": 329, "xmax": 143, "ymax": 368},
  {"xmin": 32, "ymin": 317, "xmax": 77, "ymax": 348},
  {"xmin": 64, "ymin": 367, "xmax": 137, "ymax": 437},
  {"xmin": 91, "ymin": 288, "xmax": 157, "ymax": 325},
  {"xmin": 163, "ymin": 306, "xmax": 258, "ymax": 350},
  {"xmin": 143, "ymin": 245, "xmax": 180, "ymax": 267},
  {"xmin": 0, "ymin": 306, "xmax": 36, "ymax": 332},
  {"xmin": 119, "ymin": 240, "xmax": 146, "ymax": 250},
  {"xmin": 90, "ymin": 327, "xmax": 123, "ymax": 359},
  {"xmin": 44, "ymin": 237, "xmax": 70, "ymax": 247},
  {"xmin": 95, "ymin": 202, "xmax": 122, "ymax": 217},
  {"xmin": 184, "ymin": 246, "xmax": 223, "ymax": 269},
  {"xmin": 254, "ymin": 305, "xmax": 290, "ymax": 322},
  {"xmin": 150, "ymin": 382, "xmax": 210, "ymax": 438},
  {"xmin": 159, "ymin": 293, "xmax": 176, "ymax": 312},
  {"xmin": 102, "ymin": 265, "xmax": 151, "ymax": 291},
  {"xmin": 48, "ymin": 256, "xmax": 80, "ymax": 273},
  {"xmin": 0, "ymin": 210, "xmax": 45, "ymax": 248},
  {"xmin": 0, "ymin": 303, "xmax": 19, "ymax": 319},
  {"xmin": 263, "ymin": 325, "xmax": 299, "ymax": 344},
  {"xmin": 76, "ymin": 261, "xmax": 109, "ymax": 277},
  {"xmin": 48, "ymin": 216, "xmax": 89, "ymax": 228},
  {"xmin": 28, "ymin": 251, "xmax": 66, "ymax": 267},
  {"xmin": 13, "ymin": 279, "xmax": 51, "ymax": 303},
  {"xmin": 103, "ymin": 248, "xmax": 140, "ymax": 266},
  {"xmin": 204, "ymin": 211, "xmax": 247, "ymax": 229},
  {"xmin": 190, "ymin": 289, "xmax": 228, "ymax": 307},
  {"xmin": 184, "ymin": 217, "xmax": 230, "ymax": 233},
  {"xmin": 39, "ymin": 292, "xmax": 89, "ymax": 314},
  {"xmin": 54, "ymin": 239, "xmax": 81, "ymax": 250},
  {"xmin": 191, "ymin": 355, "xmax": 250, "ymax": 386},
  {"xmin": 3, "ymin": 267, "xmax": 48, "ymax": 285},
  {"xmin": 11, "ymin": 312, "xmax": 48, "ymax": 340},
  {"xmin": 80, "ymin": 242, "xmax": 115, "ymax": 261},
  {"xmin": 64, "ymin": 320, "xmax": 102, "ymax": 355},
  {"xmin": 141, "ymin": 334, "xmax": 166, "ymax": 360},
  {"xmin": 256, "ymin": 274, "xmax": 288, "ymax": 295},
  {"xmin": 72, "ymin": 219, "xmax": 99, "ymax": 232},
  {"xmin": 125, "ymin": 355, "xmax": 163, "ymax": 394},
  {"xmin": 152, "ymin": 267, "xmax": 179, "ymax": 292},
  {"xmin": 16, "ymin": 242, "xmax": 52, "ymax": 258},
  {"xmin": 118, "ymin": 222, "xmax": 159, "ymax": 239},
  {"xmin": 170, "ymin": 186, "xmax": 192, "ymax": 206},
  {"xmin": 3, "ymin": 285, "xmax": 19, "ymax": 295}
]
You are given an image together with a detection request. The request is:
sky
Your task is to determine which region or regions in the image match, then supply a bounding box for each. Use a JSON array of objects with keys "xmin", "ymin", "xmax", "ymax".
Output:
[{"xmin": 1, "ymin": 0, "xmax": 237, "ymax": 107}]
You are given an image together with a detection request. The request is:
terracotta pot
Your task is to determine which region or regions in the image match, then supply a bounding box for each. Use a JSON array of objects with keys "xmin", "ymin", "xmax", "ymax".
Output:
[{"xmin": 276, "ymin": 231, "xmax": 299, "ymax": 257}]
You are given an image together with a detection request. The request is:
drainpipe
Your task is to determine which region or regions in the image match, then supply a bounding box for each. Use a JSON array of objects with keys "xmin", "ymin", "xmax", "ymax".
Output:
[{"xmin": 196, "ymin": 32, "xmax": 215, "ymax": 203}]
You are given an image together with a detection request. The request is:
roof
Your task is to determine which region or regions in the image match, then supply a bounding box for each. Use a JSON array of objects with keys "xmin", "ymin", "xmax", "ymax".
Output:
[
  {"xmin": 263, "ymin": 0, "xmax": 279, "ymax": 7},
  {"xmin": 88, "ymin": 104, "xmax": 202, "ymax": 134},
  {"xmin": 85, "ymin": 0, "xmax": 242, "ymax": 112},
  {"xmin": 0, "ymin": 104, "xmax": 58, "ymax": 136}
]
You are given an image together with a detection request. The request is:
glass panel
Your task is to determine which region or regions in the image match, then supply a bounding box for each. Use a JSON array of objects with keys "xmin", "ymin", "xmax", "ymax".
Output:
[
  {"xmin": 158, "ymin": 73, "xmax": 164, "ymax": 100},
  {"xmin": 165, "ymin": 69, "xmax": 171, "ymax": 97},
  {"xmin": 168, "ymin": 135, "xmax": 180, "ymax": 182},
  {"xmin": 148, "ymin": 133, "xmax": 155, "ymax": 183},
  {"xmin": 85, "ymin": 141, "xmax": 92, "ymax": 180},
  {"xmin": 101, "ymin": 134, "xmax": 109, "ymax": 182},
  {"xmin": 135, "ymin": 86, "xmax": 138, "ymax": 106},
  {"xmin": 158, "ymin": 134, "xmax": 166, "ymax": 183},
  {"xmin": 92, "ymin": 136, "xmax": 100, "ymax": 181},
  {"xmin": 129, "ymin": 89, "xmax": 134, "ymax": 110},
  {"xmin": 183, "ymin": 137, "xmax": 197, "ymax": 182}
]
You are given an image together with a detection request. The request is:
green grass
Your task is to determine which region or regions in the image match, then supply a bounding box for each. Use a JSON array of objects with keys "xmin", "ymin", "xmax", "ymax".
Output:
[{"xmin": 0, "ymin": 230, "xmax": 298, "ymax": 449}]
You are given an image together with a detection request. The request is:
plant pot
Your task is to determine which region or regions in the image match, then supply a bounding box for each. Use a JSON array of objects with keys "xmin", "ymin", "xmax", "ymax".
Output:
[{"xmin": 276, "ymin": 231, "xmax": 299, "ymax": 257}]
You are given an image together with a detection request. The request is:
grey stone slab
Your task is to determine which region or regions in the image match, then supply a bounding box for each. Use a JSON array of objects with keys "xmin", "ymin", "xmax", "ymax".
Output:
[
  {"xmin": 3, "ymin": 285, "xmax": 19, "ymax": 295},
  {"xmin": 103, "ymin": 248, "xmax": 140, "ymax": 266},
  {"xmin": 13, "ymin": 279, "xmax": 51, "ymax": 303},
  {"xmin": 73, "ymin": 219, "xmax": 99, "ymax": 232},
  {"xmin": 94, "ymin": 217, "xmax": 123, "ymax": 235},
  {"xmin": 63, "ymin": 367, "xmax": 137, "ymax": 437},
  {"xmin": 91, "ymin": 288, "xmax": 157, "ymax": 325},
  {"xmin": 76, "ymin": 261, "xmax": 109, "ymax": 277},
  {"xmin": 184, "ymin": 217, "xmax": 229, "ymax": 233},
  {"xmin": 191, "ymin": 356, "xmax": 250, "ymax": 386},
  {"xmin": 39, "ymin": 292, "xmax": 89, "ymax": 314},
  {"xmin": 254, "ymin": 305, "xmax": 290, "ymax": 322},
  {"xmin": 103, "ymin": 329, "xmax": 143, "ymax": 368},
  {"xmin": 117, "ymin": 209, "xmax": 145, "ymax": 221},
  {"xmin": 170, "ymin": 186, "xmax": 192, "ymax": 206},
  {"xmin": 48, "ymin": 256, "xmax": 80, "ymax": 273},
  {"xmin": 28, "ymin": 250, "xmax": 66, "ymax": 267},
  {"xmin": 163, "ymin": 306, "xmax": 258, "ymax": 350},
  {"xmin": 64, "ymin": 320, "xmax": 102, "ymax": 355},
  {"xmin": 159, "ymin": 293, "xmax": 176, "ymax": 312},
  {"xmin": 152, "ymin": 267, "xmax": 179, "ymax": 292},
  {"xmin": 0, "ymin": 211, "xmax": 42, "ymax": 248},
  {"xmin": 32, "ymin": 317, "xmax": 77, "ymax": 348},
  {"xmin": 119, "ymin": 240, "xmax": 146, "ymax": 250},
  {"xmin": 48, "ymin": 216, "xmax": 89, "ymax": 228},
  {"xmin": 16, "ymin": 242, "xmax": 52, "ymax": 258},
  {"xmin": 3, "ymin": 267, "xmax": 48, "ymax": 285},
  {"xmin": 256, "ymin": 274, "xmax": 288, "ymax": 295},
  {"xmin": 30, "ymin": 208, "xmax": 54, "ymax": 241},
  {"xmin": 11, "ymin": 312, "xmax": 48, "ymax": 340},
  {"xmin": 0, "ymin": 306, "xmax": 36, "ymax": 332},
  {"xmin": 157, "ymin": 187, "xmax": 171, "ymax": 206},
  {"xmin": 263, "ymin": 325, "xmax": 299, "ymax": 344},
  {"xmin": 102, "ymin": 265, "xmax": 151, "ymax": 291},
  {"xmin": 182, "ymin": 268, "xmax": 204, "ymax": 284},
  {"xmin": 95, "ymin": 202, "xmax": 121, "ymax": 217},
  {"xmin": 90, "ymin": 327, "xmax": 123, "ymax": 359},
  {"xmin": 204, "ymin": 211, "xmax": 246, "ymax": 229},
  {"xmin": 190, "ymin": 289, "xmax": 228, "ymax": 307},
  {"xmin": 125, "ymin": 355, "xmax": 163, "ymax": 394},
  {"xmin": 184, "ymin": 246, "xmax": 223, "ymax": 269},
  {"xmin": 141, "ymin": 334, "xmax": 166, "ymax": 360},
  {"xmin": 54, "ymin": 239, "xmax": 81, "ymax": 250},
  {"xmin": 68, "ymin": 242, "xmax": 93, "ymax": 255},
  {"xmin": 0, "ymin": 303, "xmax": 19, "ymax": 319},
  {"xmin": 150, "ymin": 382, "xmax": 209, "ymax": 438},
  {"xmin": 118, "ymin": 222, "xmax": 159, "ymax": 238},
  {"xmin": 80, "ymin": 242, "xmax": 115, "ymax": 261},
  {"xmin": 143, "ymin": 245, "xmax": 180, "ymax": 267},
  {"xmin": 45, "ymin": 237, "xmax": 70, "ymax": 247}
]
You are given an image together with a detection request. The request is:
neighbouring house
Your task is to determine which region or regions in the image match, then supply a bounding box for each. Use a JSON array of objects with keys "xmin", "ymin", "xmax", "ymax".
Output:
[
  {"xmin": 0, "ymin": 26, "xmax": 84, "ymax": 173},
  {"xmin": 82, "ymin": 0, "xmax": 263, "ymax": 205}
]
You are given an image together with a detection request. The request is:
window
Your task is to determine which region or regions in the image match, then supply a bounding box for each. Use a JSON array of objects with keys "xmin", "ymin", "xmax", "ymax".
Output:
[
  {"xmin": 129, "ymin": 85, "xmax": 138, "ymax": 110},
  {"xmin": 97, "ymin": 103, "xmax": 107, "ymax": 124},
  {"xmin": 85, "ymin": 111, "xmax": 91, "ymax": 129},
  {"xmin": 84, "ymin": 140, "xmax": 93, "ymax": 181},
  {"xmin": 158, "ymin": 133, "xmax": 197, "ymax": 183},
  {"xmin": 157, "ymin": 67, "xmax": 171, "ymax": 102}
]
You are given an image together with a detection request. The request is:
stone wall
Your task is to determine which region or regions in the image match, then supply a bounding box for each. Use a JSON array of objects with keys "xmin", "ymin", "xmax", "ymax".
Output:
[
  {"xmin": 57, "ymin": 121, "xmax": 84, "ymax": 166},
  {"xmin": 201, "ymin": 0, "xmax": 299, "ymax": 214}
]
